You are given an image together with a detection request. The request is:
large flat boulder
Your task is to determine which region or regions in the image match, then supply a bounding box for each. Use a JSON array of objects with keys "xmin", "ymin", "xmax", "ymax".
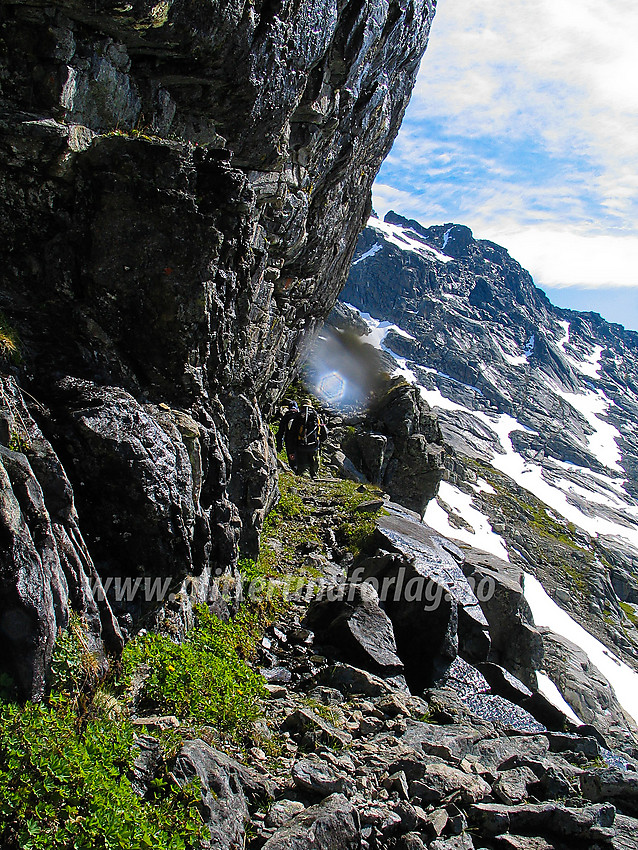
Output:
[{"xmin": 354, "ymin": 511, "xmax": 490, "ymax": 691}]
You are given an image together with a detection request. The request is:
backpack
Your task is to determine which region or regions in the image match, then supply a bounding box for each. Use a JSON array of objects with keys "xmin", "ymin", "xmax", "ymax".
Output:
[{"xmin": 298, "ymin": 405, "xmax": 320, "ymax": 450}]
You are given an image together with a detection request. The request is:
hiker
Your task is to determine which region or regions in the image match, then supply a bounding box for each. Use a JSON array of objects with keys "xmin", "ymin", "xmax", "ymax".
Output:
[
  {"xmin": 293, "ymin": 401, "xmax": 328, "ymax": 478},
  {"xmin": 276, "ymin": 400, "xmax": 300, "ymax": 471}
]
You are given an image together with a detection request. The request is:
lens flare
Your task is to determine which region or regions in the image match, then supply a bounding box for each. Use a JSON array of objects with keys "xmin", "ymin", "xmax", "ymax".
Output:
[
  {"xmin": 317, "ymin": 371, "xmax": 346, "ymax": 403},
  {"xmin": 304, "ymin": 326, "xmax": 385, "ymax": 411}
]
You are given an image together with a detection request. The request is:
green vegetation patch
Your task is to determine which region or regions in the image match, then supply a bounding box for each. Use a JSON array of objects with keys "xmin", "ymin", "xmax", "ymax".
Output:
[
  {"xmin": 620, "ymin": 601, "xmax": 638, "ymax": 628},
  {"xmin": 0, "ymin": 616, "xmax": 207, "ymax": 849},
  {"xmin": 122, "ymin": 605, "xmax": 265, "ymax": 732},
  {"xmin": 0, "ymin": 313, "xmax": 19, "ymax": 362},
  {"xmin": 0, "ymin": 696, "xmax": 204, "ymax": 850},
  {"xmin": 262, "ymin": 469, "xmax": 382, "ymax": 570}
]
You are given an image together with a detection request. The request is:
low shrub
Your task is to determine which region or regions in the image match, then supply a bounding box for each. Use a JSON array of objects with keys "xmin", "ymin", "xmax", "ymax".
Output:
[
  {"xmin": 0, "ymin": 696, "xmax": 205, "ymax": 850},
  {"xmin": 121, "ymin": 605, "xmax": 265, "ymax": 733}
]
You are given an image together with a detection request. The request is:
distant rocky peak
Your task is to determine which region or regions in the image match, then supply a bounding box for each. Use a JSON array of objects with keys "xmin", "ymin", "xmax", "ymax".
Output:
[
  {"xmin": 382, "ymin": 210, "xmax": 474, "ymax": 258},
  {"xmin": 440, "ymin": 223, "xmax": 474, "ymax": 258}
]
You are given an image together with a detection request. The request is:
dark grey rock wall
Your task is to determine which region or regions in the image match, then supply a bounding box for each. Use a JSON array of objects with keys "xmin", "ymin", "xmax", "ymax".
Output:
[{"xmin": 0, "ymin": 0, "xmax": 435, "ymax": 694}]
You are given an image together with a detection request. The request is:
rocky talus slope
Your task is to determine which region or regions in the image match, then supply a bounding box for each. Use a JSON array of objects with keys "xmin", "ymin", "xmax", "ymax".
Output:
[
  {"xmin": 0, "ymin": 0, "xmax": 433, "ymax": 696},
  {"xmin": 324, "ymin": 211, "xmax": 638, "ymax": 751},
  {"xmin": 123, "ymin": 453, "xmax": 638, "ymax": 850}
]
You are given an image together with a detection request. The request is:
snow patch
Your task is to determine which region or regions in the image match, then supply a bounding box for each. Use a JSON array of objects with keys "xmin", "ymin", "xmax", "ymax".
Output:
[
  {"xmin": 352, "ymin": 242, "xmax": 383, "ymax": 266},
  {"xmin": 554, "ymin": 386, "xmax": 623, "ymax": 472},
  {"xmin": 418, "ymin": 386, "xmax": 469, "ymax": 412},
  {"xmin": 555, "ymin": 320, "xmax": 604, "ymax": 378},
  {"xmin": 553, "ymin": 476, "xmax": 636, "ymax": 512},
  {"xmin": 574, "ymin": 345, "xmax": 604, "ymax": 379},
  {"xmin": 442, "ymin": 227, "xmax": 452, "ymax": 249},
  {"xmin": 471, "ymin": 478, "xmax": 497, "ymax": 495},
  {"xmin": 524, "ymin": 573, "xmax": 638, "ymax": 726},
  {"xmin": 503, "ymin": 351, "xmax": 529, "ymax": 367},
  {"xmin": 369, "ymin": 217, "xmax": 455, "ymax": 263},
  {"xmin": 556, "ymin": 320, "xmax": 570, "ymax": 353},
  {"xmin": 345, "ymin": 305, "xmax": 416, "ymax": 348},
  {"xmin": 423, "ymin": 482, "xmax": 510, "ymax": 561},
  {"xmin": 536, "ymin": 672, "xmax": 582, "ymax": 725},
  {"xmin": 497, "ymin": 336, "xmax": 533, "ymax": 366}
]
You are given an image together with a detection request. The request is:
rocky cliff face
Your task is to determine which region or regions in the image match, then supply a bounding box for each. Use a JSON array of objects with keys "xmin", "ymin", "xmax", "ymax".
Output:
[
  {"xmin": 0, "ymin": 0, "xmax": 434, "ymax": 696},
  {"xmin": 332, "ymin": 211, "xmax": 638, "ymax": 746}
]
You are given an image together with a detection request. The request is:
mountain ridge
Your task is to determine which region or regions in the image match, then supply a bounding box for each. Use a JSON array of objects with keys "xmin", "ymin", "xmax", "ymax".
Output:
[{"xmin": 329, "ymin": 209, "xmax": 638, "ymax": 737}]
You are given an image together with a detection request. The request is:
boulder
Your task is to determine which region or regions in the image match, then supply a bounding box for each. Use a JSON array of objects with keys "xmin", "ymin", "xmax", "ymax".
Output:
[
  {"xmin": 384, "ymin": 770, "xmax": 410, "ymax": 799},
  {"xmin": 422, "ymin": 808, "xmax": 449, "ymax": 839},
  {"xmin": 530, "ymin": 763, "xmax": 574, "ymax": 800},
  {"xmin": 462, "ymin": 550, "xmax": 542, "ymax": 689},
  {"xmin": 397, "ymin": 834, "xmax": 428, "ymax": 850},
  {"xmin": 469, "ymin": 801, "xmax": 616, "ymax": 841},
  {"xmin": 49, "ymin": 379, "xmax": 205, "ymax": 596},
  {"xmin": 468, "ymin": 735, "xmax": 550, "ymax": 773},
  {"xmin": 410, "ymin": 763, "xmax": 491, "ymax": 804},
  {"xmin": 580, "ymin": 768, "xmax": 638, "ymax": 816},
  {"xmin": 128, "ymin": 735, "xmax": 162, "ymax": 797},
  {"xmin": 359, "ymin": 803, "xmax": 403, "ymax": 835},
  {"xmin": 355, "ymin": 511, "xmax": 490, "ymax": 691},
  {"xmin": 292, "ymin": 758, "xmax": 353, "ymax": 797},
  {"xmin": 492, "ymin": 767, "xmax": 538, "ymax": 805},
  {"xmin": 399, "ymin": 721, "xmax": 490, "ymax": 764},
  {"xmin": 316, "ymin": 662, "xmax": 405, "ymax": 697},
  {"xmin": 544, "ymin": 731, "xmax": 599, "ymax": 758},
  {"xmin": 282, "ymin": 707, "xmax": 353, "ymax": 751},
  {"xmin": 262, "ymin": 794, "xmax": 360, "ymax": 850},
  {"xmin": 347, "ymin": 432, "xmax": 392, "ymax": 485},
  {"xmin": 304, "ymin": 582, "xmax": 405, "ymax": 683},
  {"xmin": 612, "ymin": 813, "xmax": 638, "ymax": 850},
  {"xmin": 367, "ymin": 380, "xmax": 445, "ymax": 515},
  {"xmin": 477, "ymin": 663, "xmax": 533, "ymax": 703},
  {"xmin": 340, "ymin": 379, "xmax": 445, "ymax": 515},
  {"xmin": 171, "ymin": 741, "xmax": 251, "ymax": 850},
  {"xmin": 492, "ymin": 837, "xmax": 556, "ymax": 850},
  {"xmin": 265, "ymin": 800, "xmax": 307, "ymax": 829},
  {"xmin": 430, "ymin": 835, "xmax": 475, "ymax": 850}
]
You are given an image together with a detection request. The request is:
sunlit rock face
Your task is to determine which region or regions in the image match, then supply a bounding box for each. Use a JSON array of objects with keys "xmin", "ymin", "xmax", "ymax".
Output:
[{"xmin": 0, "ymin": 1, "xmax": 434, "ymax": 695}]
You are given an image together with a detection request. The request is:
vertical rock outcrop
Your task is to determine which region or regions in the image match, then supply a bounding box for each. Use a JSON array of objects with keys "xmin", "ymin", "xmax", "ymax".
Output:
[{"xmin": 0, "ymin": 0, "xmax": 435, "ymax": 693}]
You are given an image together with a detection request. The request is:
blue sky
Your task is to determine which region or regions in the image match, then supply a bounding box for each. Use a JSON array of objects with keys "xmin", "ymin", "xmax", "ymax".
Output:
[{"xmin": 372, "ymin": 0, "xmax": 638, "ymax": 331}]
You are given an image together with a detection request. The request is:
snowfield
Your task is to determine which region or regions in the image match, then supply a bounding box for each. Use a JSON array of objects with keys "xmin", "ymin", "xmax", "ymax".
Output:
[
  {"xmin": 423, "ymin": 481, "xmax": 511, "ymax": 562},
  {"xmin": 368, "ymin": 217, "xmax": 455, "ymax": 264},
  {"xmin": 524, "ymin": 573, "xmax": 638, "ymax": 727}
]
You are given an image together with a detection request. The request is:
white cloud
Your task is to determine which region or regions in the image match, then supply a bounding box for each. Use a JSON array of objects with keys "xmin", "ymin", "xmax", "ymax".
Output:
[
  {"xmin": 492, "ymin": 228, "xmax": 638, "ymax": 289},
  {"xmin": 371, "ymin": 183, "xmax": 432, "ymax": 218},
  {"xmin": 372, "ymin": 0, "xmax": 638, "ymax": 296},
  {"xmin": 416, "ymin": 0, "xmax": 638, "ymax": 163}
]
